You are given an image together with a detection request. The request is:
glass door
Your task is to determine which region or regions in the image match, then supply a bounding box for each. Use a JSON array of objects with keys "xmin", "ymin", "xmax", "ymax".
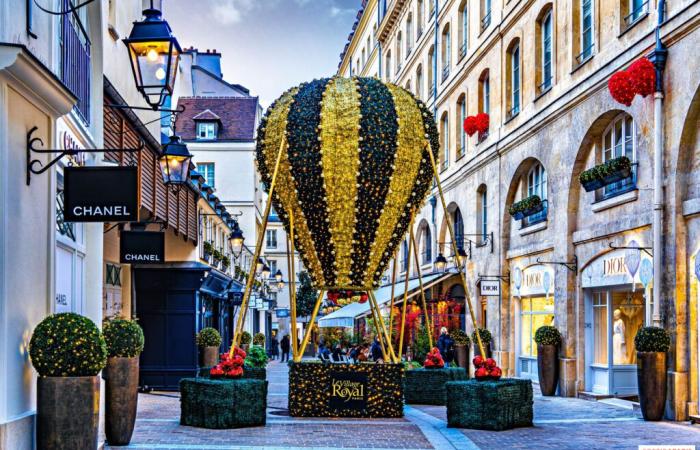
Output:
[{"xmin": 518, "ymin": 296, "xmax": 554, "ymax": 380}]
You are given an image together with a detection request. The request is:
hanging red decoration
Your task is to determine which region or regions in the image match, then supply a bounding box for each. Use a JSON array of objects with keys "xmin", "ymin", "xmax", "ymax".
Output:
[
  {"xmin": 463, "ymin": 116, "xmax": 478, "ymax": 136},
  {"xmin": 475, "ymin": 113, "xmax": 490, "ymax": 134},
  {"xmin": 628, "ymin": 57, "xmax": 656, "ymax": 98},
  {"xmin": 359, "ymin": 293, "xmax": 369, "ymax": 304},
  {"xmin": 608, "ymin": 71, "xmax": 636, "ymax": 107}
]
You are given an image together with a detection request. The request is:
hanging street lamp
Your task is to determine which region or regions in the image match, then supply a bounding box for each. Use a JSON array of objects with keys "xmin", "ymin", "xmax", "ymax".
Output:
[
  {"xmin": 261, "ymin": 264, "xmax": 271, "ymax": 280},
  {"xmin": 277, "ymin": 280, "xmax": 285, "ymax": 291},
  {"xmin": 435, "ymin": 253, "xmax": 447, "ymax": 272},
  {"xmin": 158, "ymin": 135, "xmax": 192, "ymax": 193},
  {"xmin": 456, "ymin": 247, "xmax": 468, "ymax": 267},
  {"xmin": 229, "ymin": 221, "xmax": 245, "ymax": 257},
  {"xmin": 123, "ymin": 2, "xmax": 182, "ymax": 109},
  {"xmin": 275, "ymin": 269, "xmax": 283, "ymax": 282},
  {"xmin": 256, "ymin": 257, "xmax": 265, "ymax": 274}
]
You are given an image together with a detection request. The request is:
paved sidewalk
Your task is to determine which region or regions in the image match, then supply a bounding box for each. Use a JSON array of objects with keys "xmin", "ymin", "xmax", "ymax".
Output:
[{"xmin": 107, "ymin": 359, "xmax": 700, "ymax": 450}]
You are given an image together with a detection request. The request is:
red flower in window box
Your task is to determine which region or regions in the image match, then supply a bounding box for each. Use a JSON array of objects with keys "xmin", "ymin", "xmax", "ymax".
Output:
[
  {"xmin": 628, "ymin": 57, "xmax": 656, "ymax": 98},
  {"xmin": 608, "ymin": 71, "xmax": 635, "ymax": 107},
  {"xmin": 463, "ymin": 116, "xmax": 478, "ymax": 136}
]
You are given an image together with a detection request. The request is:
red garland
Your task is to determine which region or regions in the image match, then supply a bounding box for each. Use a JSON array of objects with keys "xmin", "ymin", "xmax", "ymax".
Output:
[
  {"xmin": 608, "ymin": 71, "xmax": 635, "ymax": 107},
  {"xmin": 628, "ymin": 57, "xmax": 656, "ymax": 98},
  {"xmin": 463, "ymin": 116, "xmax": 478, "ymax": 136},
  {"xmin": 475, "ymin": 113, "xmax": 490, "ymax": 134},
  {"xmin": 423, "ymin": 347, "xmax": 445, "ymax": 368}
]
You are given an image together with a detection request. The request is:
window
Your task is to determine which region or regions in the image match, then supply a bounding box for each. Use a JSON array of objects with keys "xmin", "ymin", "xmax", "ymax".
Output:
[
  {"xmin": 396, "ymin": 32, "xmax": 402, "ymax": 69},
  {"xmin": 477, "ymin": 185, "xmax": 488, "ymax": 242},
  {"xmin": 479, "ymin": 70, "xmax": 490, "ymax": 115},
  {"xmin": 429, "ymin": 0, "xmax": 435, "ymax": 17},
  {"xmin": 417, "ymin": 0, "xmax": 424, "ymax": 36},
  {"xmin": 525, "ymin": 163, "xmax": 548, "ymax": 225},
  {"xmin": 60, "ymin": 0, "xmax": 91, "ymax": 124},
  {"xmin": 268, "ymin": 259, "xmax": 277, "ymax": 277},
  {"xmin": 440, "ymin": 112, "xmax": 450, "ymax": 169},
  {"xmin": 428, "ymin": 45, "xmax": 435, "ymax": 96},
  {"xmin": 266, "ymin": 229, "xmax": 278, "ymax": 248},
  {"xmin": 416, "ymin": 65, "xmax": 424, "ymax": 99},
  {"xmin": 366, "ymin": 36, "xmax": 371, "ymax": 56},
  {"xmin": 197, "ymin": 122, "xmax": 217, "ymax": 140},
  {"xmin": 624, "ymin": 0, "xmax": 648, "ymax": 28},
  {"xmin": 405, "ymin": 80, "xmax": 412, "ymax": 92},
  {"xmin": 198, "ymin": 163, "xmax": 215, "ymax": 188},
  {"xmin": 539, "ymin": 9, "xmax": 553, "ymax": 92},
  {"xmin": 385, "ymin": 51, "xmax": 392, "ymax": 80},
  {"xmin": 457, "ymin": 94, "xmax": 466, "ymax": 157},
  {"xmin": 406, "ymin": 14, "xmax": 413, "ymax": 53},
  {"xmin": 481, "ymin": 0, "xmax": 491, "ymax": 31},
  {"xmin": 458, "ymin": 1, "xmax": 469, "ymax": 59},
  {"xmin": 507, "ymin": 41, "xmax": 520, "ymax": 118},
  {"xmin": 578, "ymin": 0, "xmax": 594, "ymax": 63},
  {"xmin": 453, "ymin": 208, "xmax": 464, "ymax": 251},
  {"xmin": 601, "ymin": 114, "xmax": 636, "ymax": 198},
  {"xmin": 520, "ymin": 297, "xmax": 555, "ymax": 357},
  {"xmin": 422, "ymin": 226, "xmax": 432, "ymax": 264},
  {"xmin": 362, "ymin": 49, "xmax": 366, "ymax": 67},
  {"xmin": 441, "ymin": 25, "xmax": 451, "ymax": 82},
  {"xmin": 401, "ymin": 240, "xmax": 409, "ymax": 272}
]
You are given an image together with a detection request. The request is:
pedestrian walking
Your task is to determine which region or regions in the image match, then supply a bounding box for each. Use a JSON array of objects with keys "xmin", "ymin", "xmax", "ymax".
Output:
[
  {"xmin": 437, "ymin": 327, "xmax": 455, "ymax": 363},
  {"xmin": 370, "ymin": 337, "xmax": 383, "ymax": 362},
  {"xmin": 280, "ymin": 334, "xmax": 290, "ymax": 362},
  {"xmin": 271, "ymin": 334, "xmax": 279, "ymax": 360}
]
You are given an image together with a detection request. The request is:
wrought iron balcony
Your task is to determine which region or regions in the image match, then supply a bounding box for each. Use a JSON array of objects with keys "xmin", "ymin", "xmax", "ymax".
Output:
[
  {"xmin": 442, "ymin": 66, "xmax": 450, "ymax": 82},
  {"xmin": 624, "ymin": 1, "xmax": 648, "ymax": 28},
  {"xmin": 60, "ymin": 1, "xmax": 91, "ymax": 125},
  {"xmin": 481, "ymin": 12, "xmax": 491, "ymax": 31}
]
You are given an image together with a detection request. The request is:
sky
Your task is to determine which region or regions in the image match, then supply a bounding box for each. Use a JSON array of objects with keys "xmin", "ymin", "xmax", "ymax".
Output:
[{"xmin": 165, "ymin": 0, "xmax": 360, "ymax": 107}]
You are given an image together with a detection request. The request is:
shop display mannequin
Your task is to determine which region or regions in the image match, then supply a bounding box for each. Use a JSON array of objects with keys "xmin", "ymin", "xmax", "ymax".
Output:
[{"xmin": 612, "ymin": 309, "xmax": 627, "ymax": 364}]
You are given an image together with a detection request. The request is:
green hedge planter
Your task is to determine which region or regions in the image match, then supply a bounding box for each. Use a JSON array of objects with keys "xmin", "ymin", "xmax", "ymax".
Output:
[
  {"xmin": 404, "ymin": 367, "xmax": 468, "ymax": 405},
  {"xmin": 179, "ymin": 378, "xmax": 267, "ymax": 429},
  {"xmin": 288, "ymin": 362, "xmax": 404, "ymax": 418},
  {"xmin": 446, "ymin": 379, "xmax": 533, "ymax": 431}
]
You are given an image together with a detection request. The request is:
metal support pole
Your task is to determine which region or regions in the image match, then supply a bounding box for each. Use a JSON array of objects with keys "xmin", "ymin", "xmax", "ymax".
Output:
[
  {"xmin": 397, "ymin": 211, "xmax": 416, "ymax": 360},
  {"xmin": 410, "ymin": 227, "xmax": 433, "ymax": 348},
  {"xmin": 652, "ymin": 90, "xmax": 664, "ymax": 327},
  {"xmin": 369, "ymin": 291, "xmax": 398, "ymax": 363},
  {"xmin": 295, "ymin": 290, "xmax": 325, "ymax": 362},
  {"xmin": 368, "ymin": 294, "xmax": 389, "ymax": 361},
  {"xmin": 287, "ymin": 215, "xmax": 300, "ymax": 359},
  {"xmin": 387, "ymin": 248, "xmax": 399, "ymax": 341}
]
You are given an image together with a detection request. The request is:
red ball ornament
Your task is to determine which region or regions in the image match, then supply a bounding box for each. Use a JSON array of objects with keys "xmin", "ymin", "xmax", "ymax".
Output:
[
  {"xmin": 491, "ymin": 367, "xmax": 502, "ymax": 378},
  {"xmin": 473, "ymin": 355, "xmax": 484, "ymax": 367},
  {"xmin": 608, "ymin": 71, "xmax": 635, "ymax": 107},
  {"xmin": 359, "ymin": 293, "xmax": 369, "ymax": 304},
  {"xmin": 628, "ymin": 57, "xmax": 656, "ymax": 98},
  {"xmin": 475, "ymin": 113, "xmax": 490, "ymax": 134},
  {"xmin": 463, "ymin": 116, "xmax": 478, "ymax": 136},
  {"xmin": 475, "ymin": 367, "xmax": 489, "ymax": 378},
  {"xmin": 485, "ymin": 358, "xmax": 497, "ymax": 369}
]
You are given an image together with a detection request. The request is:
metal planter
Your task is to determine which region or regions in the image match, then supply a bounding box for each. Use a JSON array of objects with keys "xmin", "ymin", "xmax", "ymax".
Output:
[
  {"xmin": 104, "ymin": 356, "xmax": 139, "ymax": 446},
  {"xmin": 637, "ymin": 351, "xmax": 667, "ymax": 421},
  {"xmin": 536, "ymin": 344, "xmax": 559, "ymax": 396}
]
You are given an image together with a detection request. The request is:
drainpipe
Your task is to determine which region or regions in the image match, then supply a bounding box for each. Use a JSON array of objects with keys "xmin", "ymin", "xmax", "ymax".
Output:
[
  {"xmin": 649, "ymin": 0, "xmax": 667, "ymax": 328},
  {"xmin": 432, "ymin": 0, "xmax": 439, "ymax": 116}
]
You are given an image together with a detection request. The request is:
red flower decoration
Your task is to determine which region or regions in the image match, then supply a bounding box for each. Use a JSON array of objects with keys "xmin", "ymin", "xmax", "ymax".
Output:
[
  {"xmin": 463, "ymin": 116, "xmax": 478, "ymax": 136},
  {"xmin": 475, "ymin": 113, "xmax": 490, "ymax": 134},
  {"xmin": 608, "ymin": 71, "xmax": 635, "ymax": 107},
  {"xmin": 628, "ymin": 57, "xmax": 655, "ymax": 98},
  {"xmin": 423, "ymin": 347, "xmax": 445, "ymax": 368}
]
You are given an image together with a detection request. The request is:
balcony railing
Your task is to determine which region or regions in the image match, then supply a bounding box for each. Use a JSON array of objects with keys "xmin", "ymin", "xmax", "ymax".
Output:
[
  {"xmin": 60, "ymin": 0, "xmax": 91, "ymax": 125},
  {"xmin": 624, "ymin": 1, "xmax": 648, "ymax": 27},
  {"xmin": 601, "ymin": 163, "xmax": 638, "ymax": 201},
  {"xmin": 522, "ymin": 200, "xmax": 548, "ymax": 228},
  {"xmin": 481, "ymin": 12, "xmax": 491, "ymax": 31},
  {"xmin": 507, "ymin": 104, "xmax": 520, "ymax": 120},
  {"xmin": 459, "ymin": 42, "xmax": 467, "ymax": 60},
  {"xmin": 442, "ymin": 66, "xmax": 450, "ymax": 82},
  {"xmin": 576, "ymin": 44, "xmax": 595, "ymax": 65}
]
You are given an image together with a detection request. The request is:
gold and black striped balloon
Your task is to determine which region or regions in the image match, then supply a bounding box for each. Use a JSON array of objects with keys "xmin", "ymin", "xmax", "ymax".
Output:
[{"xmin": 256, "ymin": 77, "xmax": 439, "ymax": 290}]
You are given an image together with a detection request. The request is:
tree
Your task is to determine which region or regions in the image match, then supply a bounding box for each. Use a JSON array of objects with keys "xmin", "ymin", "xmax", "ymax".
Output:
[{"xmin": 295, "ymin": 271, "xmax": 318, "ymax": 317}]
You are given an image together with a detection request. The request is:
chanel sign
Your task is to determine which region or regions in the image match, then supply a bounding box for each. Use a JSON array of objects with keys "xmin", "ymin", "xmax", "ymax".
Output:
[{"xmin": 63, "ymin": 167, "xmax": 138, "ymax": 222}]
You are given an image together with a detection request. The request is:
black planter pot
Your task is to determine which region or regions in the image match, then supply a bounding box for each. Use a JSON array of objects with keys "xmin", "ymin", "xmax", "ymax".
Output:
[
  {"xmin": 581, "ymin": 177, "xmax": 606, "ymax": 192},
  {"xmin": 199, "ymin": 346, "xmax": 220, "ymax": 368},
  {"xmin": 537, "ymin": 344, "xmax": 559, "ymax": 396},
  {"xmin": 473, "ymin": 342, "xmax": 492, "ymax": 359},
  {"xmin": 37, "ymin": 375, "xmax": 100, "ymax": 450},
  {"xmin": 455, "ymin": 344, "xmax": 469, "ymax": 372},
  {"xmin": 601, "ymin": 167, "xmax": 632, "ymax": 185},
  {"xmin": 637, "ymin": 351, "xmax": 667, "ymax": 421},
  {"xmin": 522, "ymin": 202, "xmax": 544, "ymax": 218},
  {"xmin": 104, "ymin": 357, "xmax": 139, "ymax": 445}
]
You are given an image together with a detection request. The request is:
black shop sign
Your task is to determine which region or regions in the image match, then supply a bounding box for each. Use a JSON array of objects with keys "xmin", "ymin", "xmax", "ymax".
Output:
[
  {"xmin": 329, "ymin": 371, "xmax": 367, "ymax": 411},
  {"xmin": 64, "ymin": 166, "xmax": 138, "ymax": 222},
  {"xmin": 120, "ymin": 231, "xmax": 164, "ymax": 264}
]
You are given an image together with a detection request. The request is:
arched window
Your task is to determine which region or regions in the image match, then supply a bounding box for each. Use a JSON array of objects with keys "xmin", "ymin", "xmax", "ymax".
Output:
[
  {"xmin": 417, "ymin": 0, "xmax": 424, "ymax": 35},
  {"xmin": 601, "ymin": 113, "xmax": 636, "ymax": 198},
  {"xmin": 396, "ymin": 32, "xmax": 402, "ymax": 69},
  {"xmin": 453, "ymin": 208, "xmax": 465, "ymax": 251},
  {"xmin": 458, "ymin": 0, "xmax": 468, "ymax": 59},
  {"xmin": 362, "ymin": 48, "xmax": 366, "ymax": 67},
  {"xmin": 440, "ymin": 111, "xmax": 450, "ymax": 169},
  {"xmin": 406, "ymin": 13, "xmax": 413, "ymax": 54},
  {"xmin": 441, "ymin": 24, "xmax": 451, "ymax": 82},
  {"xmin": 481, "ymin": 0, "xmax": 491, "ymax": 31},
  {"xmin": 478, "ymin": 69, "xmax": 490, "ymax": 115},
  {"xmin": 525, "ymin": 163, "xmax": 548, "ymax": 225},
  {"xmin": 385, "ymin": 50, "xmax": 392, "ymax": 80},
  {"xmin": 477, "ymin": 185, "xmax": 488, "ymax": 242},
  {"xmin": 428, "ymin": 45, "xmax": 435, "ymax": 97},
  {"xmin": 416, "ymin": 65, "xmax": 424, "ymax": 99},
  {"xmin": 506, "ymin": 39, "xmax": 521, "ymax": 118},
  {"xmin": 575, "ymin": 0, "xmax": 594, "ymax": 64},
  {"xmin": 405, "ymin": 79, "xmax": 412, "ymax": 93},
  {"xmin": 422, "ymin": 225, "xmax": 432, "ymax": 264},
  {"xmin": 456, "ymin": 94, "xmax": 466, "ymax": 157},
  {"xmin": 537, "ymin": 7, "xmax": 554, "ymax": 92}
]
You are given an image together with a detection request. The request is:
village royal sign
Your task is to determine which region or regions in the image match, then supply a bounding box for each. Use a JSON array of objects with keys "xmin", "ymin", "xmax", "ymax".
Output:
[
  {"xmin": 63, "ymin": 166, "xmax": 138, "ymax": 222},
  {"xmin": 120, "ymin": 231, "xmax": 165, "ymax": 264},
  {"xmin": 329, "ymin": 371, "xmax": 368, "ymax": 412}
]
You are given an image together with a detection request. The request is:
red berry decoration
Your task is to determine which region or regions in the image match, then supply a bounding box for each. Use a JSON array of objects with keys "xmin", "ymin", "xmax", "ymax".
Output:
[
  {"xmin": 473, "ymin": 355, "xmax": 484, "ymax": 367},
  {"xmin": 628, "ymin": 57, "xmax": 656, "ymax": 98},
  {"xmin": 608, "ymin": 71, "xmax": 635, "ymax": 107},
  {"xmin": 463, "ymin": 116, "xmax": 478, "ymax": 136},
  {"xmin": 210, "ymin": 365, "xmax": 224, "ymax": 378},
  {"xmin": 475, "ymin": 113, "xmax": 490, "ymax": 134}
]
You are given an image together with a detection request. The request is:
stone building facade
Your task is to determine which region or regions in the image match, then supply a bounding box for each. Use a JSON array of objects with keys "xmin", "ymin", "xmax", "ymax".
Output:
[{"xmin": 339, "ymin": 0, "xmax": 700, "ymax": 420}]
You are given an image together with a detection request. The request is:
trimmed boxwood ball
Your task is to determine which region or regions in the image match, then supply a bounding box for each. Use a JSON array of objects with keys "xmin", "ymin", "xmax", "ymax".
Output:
[
  {"xmin": 196, "ymin": 327, "xmax": 222, "ymax": 348},
  {"xmin": 635, "ymin": 326, "xmax": 671, "ymax": 352},
  {"xmin": 534, "ymin": 325, "xmax": 561, "ymax": 347},
  {"xmin": 472, "ymin": 328, "xmax": 492, "ymax": 345},
  {"xmin": 245, "ymin": 345, "xmax": 268, "ymax": 368},
  {"xmin": 103, "ymin": 317, "xmax": 145, "ymax": 357},
  {"xmin": 252, "ymin": 332, "xmax": 265, "ymax": 346},
  {"xmin": 30, "ymin": 313, "xmax": 107, "ymax": 377},
  {"xmin": 451, "ymin": 329, "xmax": 470, "ymax": 346},
  {"xmin": 240, "ymin": 331, "xmax": 252, "ymax": 345}
]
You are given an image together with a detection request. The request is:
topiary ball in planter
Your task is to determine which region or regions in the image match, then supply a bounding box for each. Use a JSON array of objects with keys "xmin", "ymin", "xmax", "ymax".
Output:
[
  {"xmin": 253, "ymin": 332, "xmax": 265, "ymax": 346},
  {"xmin": 240, "ymin": 331, "xmax": 252, "ymax": 346},
  {"xmin": 104, "ymin": 317, "xmax": 145, "ymax": 358},
  {"xmin": 534, "ymin": 325, "xmax": 561, "ymax": 396},
  {"xmin": 471, "ymin": 328, "xmax": 492, "ymax": 358},
  {"xmin": 30, "ymin": 313, "xmax": 107, "ymax": 377},
  {"xmin": 196, "ymin": 327, "xmax": 222, "ymax": 348},
  {"xmin": 634, "ymin": 326, "xmax": 670, "ymax": 352}
]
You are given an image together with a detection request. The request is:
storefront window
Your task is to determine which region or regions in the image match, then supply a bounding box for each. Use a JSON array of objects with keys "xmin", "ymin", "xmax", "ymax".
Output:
[
  {"xmin": 592, "ymin": 290, "xmax": 645, "ymax": 365},
  {"xmin": 593, "ymin": 292, "xmax": 607, "ymax": 365},
  {"xmin": 520, "ymin": 296, "xmax": 554, "ymax": 357}
]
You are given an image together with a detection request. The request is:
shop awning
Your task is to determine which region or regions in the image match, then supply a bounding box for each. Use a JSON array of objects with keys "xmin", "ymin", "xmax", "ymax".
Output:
[{"xmin": 317, "ymin": 272, "xmax": 453, "ymax": 328}]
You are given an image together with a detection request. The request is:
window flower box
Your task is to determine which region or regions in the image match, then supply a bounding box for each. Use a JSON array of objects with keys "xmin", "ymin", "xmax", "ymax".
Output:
[
  {"xmin": 579, "ymin": 156, "xmax": 632, "ymax": 192},
  {"xmin": 508, "ymin": 195, "xmax": 543, "ymax": 220},
  {"xmin": 203, "ymin": 241, "xmax": 214, "ymax": 262}
]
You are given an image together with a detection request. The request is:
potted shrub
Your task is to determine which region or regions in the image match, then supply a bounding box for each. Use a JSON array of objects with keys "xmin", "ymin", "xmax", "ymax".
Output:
[
  {"xmin": 240, "ymin": 331, "xmax": 252, "ymax": 351},
  {"xmin": 471, "ymin": 327, "xmax": 492, "ymax": 359},
  {"xmin": 244, "ymin": 345, "xmax": 269, "ymax": 380},
  {"xmin": 196, "ymin": 327, "xmax": 222, "ymax": 368},
  {"xmin": 29, "ymin": 313, "xmax": 107, "ymax": 450},
  {"xmin": 103, "ymin": 317, "xmax": 145, "ymax": 446},
  {"xmin": 203, "ymin": 241, "xmax": 214, "ymax": 261},
  {"xmin": 212, "ymin": 249, "xmax": 223, "ymax": 267},
  {"xmin": 253, "ymin": 332, "xmax": 266, "ymax": 347},
  {"xmin": 635, "ymin": 326, "xmax": 671, "ymax": 421},
  {"xmin": 451, "ymin": 328, "xmax": 471, "ymax": 370},
  {"xmin": 221, "ymin": 255, "xmax": 231, "ymax": 271},
  {"xmin": 579, "ymin": 156, "xmax": 632, "ymax": 192},
  {"xmin": 534, "ymin": 325, "xmax": 561, "ymax": 396},
  {"xmin": 508, "ymin": 195, "xmax": 543, "ymax": 220}
]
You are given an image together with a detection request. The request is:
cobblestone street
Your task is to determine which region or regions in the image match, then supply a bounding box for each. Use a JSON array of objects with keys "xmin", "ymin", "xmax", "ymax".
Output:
[{"xmin": 105, "ymin": 360, "xmax": 700, "ymax": 450}]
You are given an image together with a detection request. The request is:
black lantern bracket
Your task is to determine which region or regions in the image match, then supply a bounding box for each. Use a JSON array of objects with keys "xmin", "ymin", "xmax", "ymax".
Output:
[
  {"xmin": 463, "ymin": 232, "xmax": 494, "ymax": 254},
  {"xmin": 477, "ymin": 272, "xmax": 510, "ymax": 282},
  {"xmin": 26, "ymin": 126, "xmax": 144, "ymax": 186},
  {"xmin": 535, "ymin": 255, "xmax": 578, "ymax": 273},
  {"xmin": 608, "ymin": 242, "xmax": 653, "ymax": 257},
  {"xmin": 32, "ymin": 0, "xmax": 97, "ymax": 16},
  {"xmin": 106, "ymin": 102, "xmax": 186, "ymax": 116}
]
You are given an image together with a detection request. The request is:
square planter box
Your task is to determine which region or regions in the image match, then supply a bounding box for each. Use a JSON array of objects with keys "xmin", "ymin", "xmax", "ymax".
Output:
[
  {"xmin": 404, "ymin": 367, "xmax": 468, "ymax": 405},
  {"xmin": 446, "ymin": 379, "xmax": 533, "ymax": 431},
  {"xmin": 180, "ymin": 378, "xmax": 267, "ymax": 429},
  {"xmin": 197, "ymin": 365, "xmax": 266, "ymax": 381}
]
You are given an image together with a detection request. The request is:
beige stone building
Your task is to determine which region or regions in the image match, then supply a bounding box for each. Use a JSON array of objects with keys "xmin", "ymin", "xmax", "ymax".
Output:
[{"xmin": 339, "ymin": 0, "xmax": 700, "ymax": 420}]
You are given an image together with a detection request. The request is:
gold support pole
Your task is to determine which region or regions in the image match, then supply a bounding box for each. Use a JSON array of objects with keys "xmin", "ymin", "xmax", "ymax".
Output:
[
  {"xmin": 410, "ymin": 228, "xmax": 433, "ymax": 349},
  {"xmin": 368, "ymin": 295, "xmax": 388, "ymax": 362},
  {"xmin": 387, "ymin": 248, "xmax": 399, "ymax": 341},
  {"xmin": 287, "ymin": 214, "xmax": 299, "ymax": 360},
  {"xmin": 426, "ymin": 146, "xmax": 486, "ymax": 360},
  {"xmin": 369, "ymin": 291, "xmax": 398, "ymax": 363},
  {"xmin": 397, "ymin": 210, "xmax": 416, "ymax": 360},
  {"xmin": 231, "ymin": 139, "xmax": 286, "ymax": 355},
  {"xmin": 295, "ymin": 290, "xmax": 325, "ymax": 362}
]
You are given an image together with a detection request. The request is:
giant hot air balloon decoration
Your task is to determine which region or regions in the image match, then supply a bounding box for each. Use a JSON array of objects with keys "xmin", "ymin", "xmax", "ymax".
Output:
[{"xmin": 256, "ymin": 77, "xmax": 439, "ymax": 290}]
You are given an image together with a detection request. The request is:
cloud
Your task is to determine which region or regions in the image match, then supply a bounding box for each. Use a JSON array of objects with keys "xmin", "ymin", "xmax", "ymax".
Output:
[
  {"xmin": 330, "ymin": 6, "xmax": 356, "ymax": 17},
  {"xmin": 211, "ymin": 0, "xmax": 256, "ymax": 25}
]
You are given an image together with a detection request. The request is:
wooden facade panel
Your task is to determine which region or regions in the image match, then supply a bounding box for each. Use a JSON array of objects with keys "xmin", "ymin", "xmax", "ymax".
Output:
[{"xmin": 187, "ymin": 190, "xmax": 197, "ymax": 242}]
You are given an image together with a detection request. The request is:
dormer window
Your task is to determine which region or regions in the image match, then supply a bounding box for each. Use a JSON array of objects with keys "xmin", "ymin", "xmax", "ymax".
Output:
[{"xmin": 197, "ymin": 122, "xmax": 217, "ymax": 140}]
